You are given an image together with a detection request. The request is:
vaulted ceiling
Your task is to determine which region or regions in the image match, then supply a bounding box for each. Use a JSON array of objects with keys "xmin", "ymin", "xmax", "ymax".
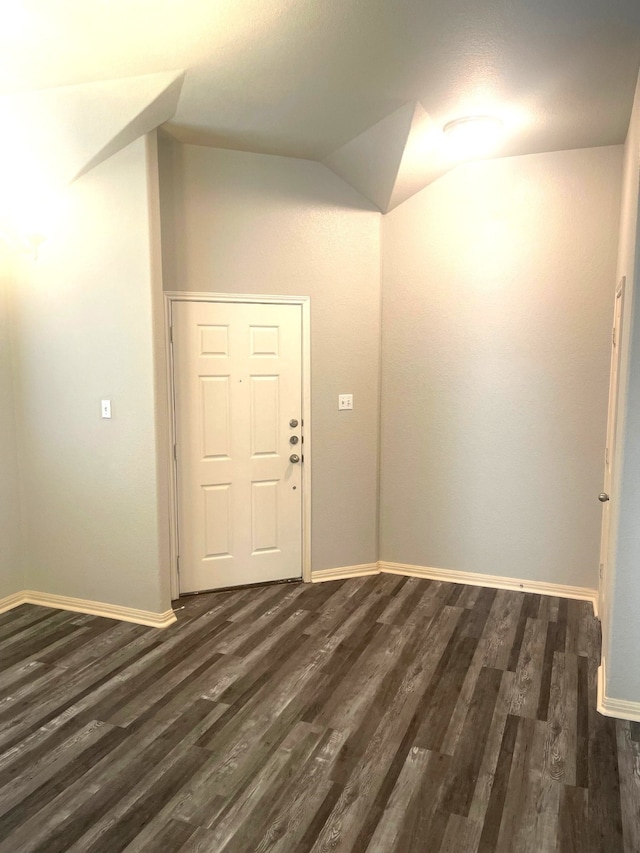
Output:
[{"xmin": 1, "ymin": 0, "xmax": 640, "ymax": 206}]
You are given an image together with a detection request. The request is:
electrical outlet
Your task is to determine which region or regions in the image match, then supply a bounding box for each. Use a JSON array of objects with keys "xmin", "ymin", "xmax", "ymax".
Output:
[
  {"xmin": 338, "ymin": 394, "xmax": 353, "ymax": 410},
  {"xmin": 101, "ymin": 400, "xmax": 112, "ymax": 419}
]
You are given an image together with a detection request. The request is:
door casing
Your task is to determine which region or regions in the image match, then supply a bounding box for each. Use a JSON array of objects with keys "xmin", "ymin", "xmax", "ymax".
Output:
[
  {"xmin": 164, "ymin": 292, "xmax": 312, "ymax": 599},
  {"xmin": 599, "ymin": 277, "xmax": 625, "ymax": 620}
]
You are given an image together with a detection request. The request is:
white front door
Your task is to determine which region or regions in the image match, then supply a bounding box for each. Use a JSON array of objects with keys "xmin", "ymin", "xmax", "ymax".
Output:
[
  {"xmin": 599, "ymin": 277, "xmax": 625, "ymax": 616},
  {"xmin": 172, "ymin": 300, "xmax": 303, "ymax": 593}
]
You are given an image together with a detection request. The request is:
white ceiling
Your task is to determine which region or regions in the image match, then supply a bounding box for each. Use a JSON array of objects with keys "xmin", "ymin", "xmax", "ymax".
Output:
[{"xmin": 1, "ymin": 0, "xmax": 640, "ymax": 162}]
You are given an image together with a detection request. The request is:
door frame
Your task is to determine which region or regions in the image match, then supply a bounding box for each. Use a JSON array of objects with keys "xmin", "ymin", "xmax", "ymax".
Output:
[
  {"xmin": 598, "ymin": 276, "xmax": 625, "ymax": 620},
  {"xmin": 164, "ymin": 292, "xmax": 312, "ymax": 600}
]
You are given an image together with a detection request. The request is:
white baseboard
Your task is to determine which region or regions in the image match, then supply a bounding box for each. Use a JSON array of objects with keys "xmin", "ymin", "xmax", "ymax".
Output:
[
  {"xmin": 310, "ymin": 560, "xmax": 598, "ymax": 616},
  {"xmin": 3, "ymin": 559, "xmax": 598, "ymax": 633},
  {"xmin": 311, "ymin": 563, "xmax": 379, "ymax": 583},
  {"xmin": 0, "ymin": 591, "xmax": 28, "ymax": 614},
  {"xmin": 598, "ymin": 656, "xmax": 640, "ymax": 722},
  {"xmin": 0, "ymin": 589, "xmax": 176, "ymax": 629},
  {"xmin": 379, "ymin": 561, "xmax": 599, "ymax": 617}
]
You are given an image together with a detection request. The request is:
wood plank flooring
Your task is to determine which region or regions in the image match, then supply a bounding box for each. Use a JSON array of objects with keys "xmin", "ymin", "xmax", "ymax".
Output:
[{"xmin": 0, "ymin": 575, "xmax": 638, "ymax": 852}]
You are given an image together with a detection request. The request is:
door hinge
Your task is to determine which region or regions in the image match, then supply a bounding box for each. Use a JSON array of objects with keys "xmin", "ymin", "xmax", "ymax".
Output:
[
  {"xmin": 612, "ymin": 327, "xmax": 616, "ymax": 346},
  {"xmin": 605, "ymin": 446, "xmax": 609, "ymax": 466},
  {"xmin": 173, "ymin": 444, "xmax": 177, "ymax": 461},
  {"xmin": 177, "ymin": 556, "xmax": 180, "ymax": 574},
  {"xmin": 599, "ymin": 563, "xmax": 604, "ymax": 580},
  {"xmin": 170, "ymin": 324, "xmax": 174, "ymax": 344}
]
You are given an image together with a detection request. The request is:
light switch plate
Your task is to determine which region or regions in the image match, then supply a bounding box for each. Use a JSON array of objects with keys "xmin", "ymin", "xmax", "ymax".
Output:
[
  {"xmin": 338, "ymin": 394, "xmax": 353, "ymax": 410},
  {"xmin": 101, "ymin": 400, "xmax": 112, "ymax": 419}
]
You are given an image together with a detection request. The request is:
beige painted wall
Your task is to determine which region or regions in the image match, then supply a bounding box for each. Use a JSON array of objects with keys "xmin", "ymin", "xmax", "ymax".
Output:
[
  {"xmin": 12, "ymin": 135, "xmax": 171, "ymax": 614},
  {"xmin": 159, "ymin": 141, "xmax": 381, "ymax": 571},
  {"xmin": 0, "ymin": 266, "xmax": 23, "ymax": 598},
  {"xmin": 380, "ymin": 146, "xmax": 623, "ymax": 589},
  {"xmin": 605, "ymin": 71, "xmax": 640, "ymax": 704}
]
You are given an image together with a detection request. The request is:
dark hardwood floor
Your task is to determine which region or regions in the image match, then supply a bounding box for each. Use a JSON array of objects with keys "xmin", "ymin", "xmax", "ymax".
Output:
[{"xmin": 0, "ymin": 574, "xmax": 638, "ymax": 852}]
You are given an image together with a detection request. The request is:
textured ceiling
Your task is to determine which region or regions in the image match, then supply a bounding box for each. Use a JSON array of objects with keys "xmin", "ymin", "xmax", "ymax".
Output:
[{"xmin": 1, "ymin": 0, "xmax": 640, "ymax": 162}]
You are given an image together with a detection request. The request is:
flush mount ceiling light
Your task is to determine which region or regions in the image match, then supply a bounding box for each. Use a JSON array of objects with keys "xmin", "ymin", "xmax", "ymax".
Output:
[{"xmin": 443, "ymin": 115, "xmax": 504, "ymax": 159}]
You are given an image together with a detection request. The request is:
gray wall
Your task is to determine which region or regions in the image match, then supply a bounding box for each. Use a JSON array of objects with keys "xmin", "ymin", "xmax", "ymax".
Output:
[
  {"xmin": 605, "ymin": 71, "xmax": 640, "ymax": 703},
  {"xmin": 3, "ymin": 133, "xmax": 625, "ymax": 628},
  {"xmin": 0, "ymin": 267, "xmax": 23, "ymax": 598},
  {"xmin": 12, "ymin": 136, "xmax": 170, "ymax": 614},
  {"xmin": 380, "ymin": 146, "xmax": 623, "ymax": 589},
  {"xmin": 159, "ymin": 141, "xmax": 382, "ymax": 571}
]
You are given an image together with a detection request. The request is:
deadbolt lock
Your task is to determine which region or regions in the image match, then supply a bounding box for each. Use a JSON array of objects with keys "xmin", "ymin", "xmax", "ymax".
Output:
[
  {"xmin": 289, "ymin": 419, "xmax": 299, "ymax": 428},
  {"xmin": 290, "ymin": 435, "xmax": 299, "ymax": 445}
]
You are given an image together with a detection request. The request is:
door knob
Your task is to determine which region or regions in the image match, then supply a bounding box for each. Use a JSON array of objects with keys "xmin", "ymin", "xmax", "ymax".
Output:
[
  {"xmin": 290, "ymin": 435, "xmax": 299, "ymax": 445},
  {"xmin": 598, "ymin": 493, "xmax": 610, "ymax": 502},
  {"xmin": 289, "ymin": 454, "xmax": 300, "ymax": 464}
]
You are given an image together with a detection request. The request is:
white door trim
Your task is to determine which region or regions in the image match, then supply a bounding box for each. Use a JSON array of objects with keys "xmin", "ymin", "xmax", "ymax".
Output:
[
  {"xmin": 598, "ymin": 276, "xmax": 625, "ymax": 620},
  {"xmin": 164, "ymin": 292, "xmax": 312, "ymax": 599}
]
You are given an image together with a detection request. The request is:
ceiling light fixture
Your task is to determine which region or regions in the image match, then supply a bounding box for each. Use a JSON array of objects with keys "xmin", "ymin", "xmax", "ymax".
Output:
[{"xmin": 443, "ymin": 115, "xmax": 504, "ymax": 159}]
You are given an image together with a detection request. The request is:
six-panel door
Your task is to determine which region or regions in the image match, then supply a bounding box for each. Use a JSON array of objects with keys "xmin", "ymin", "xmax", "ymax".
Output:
[{"xmin": 172, "ymin": 301, "xmax": 303, "ymax": 593}]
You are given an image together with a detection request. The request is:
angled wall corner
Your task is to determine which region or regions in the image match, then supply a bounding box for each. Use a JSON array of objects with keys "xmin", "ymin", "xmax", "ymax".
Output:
[
  {"xmin": 322, "ymin": 102, "xmax": 416, "ymax": 213},
  {"xmin": 0, "ymin": 70, "xmax": 185, "ymax": 209},
  {"xmin": 322, "ymin": 102, "xmax": 454, "ymax": 214},
  {"xmin": 72, "ymin": 71, "xmax": 185, "ymax": 180},
  {"xmin": 386, "ymin": 105, "xmax": 453, "ymax": 211}
]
